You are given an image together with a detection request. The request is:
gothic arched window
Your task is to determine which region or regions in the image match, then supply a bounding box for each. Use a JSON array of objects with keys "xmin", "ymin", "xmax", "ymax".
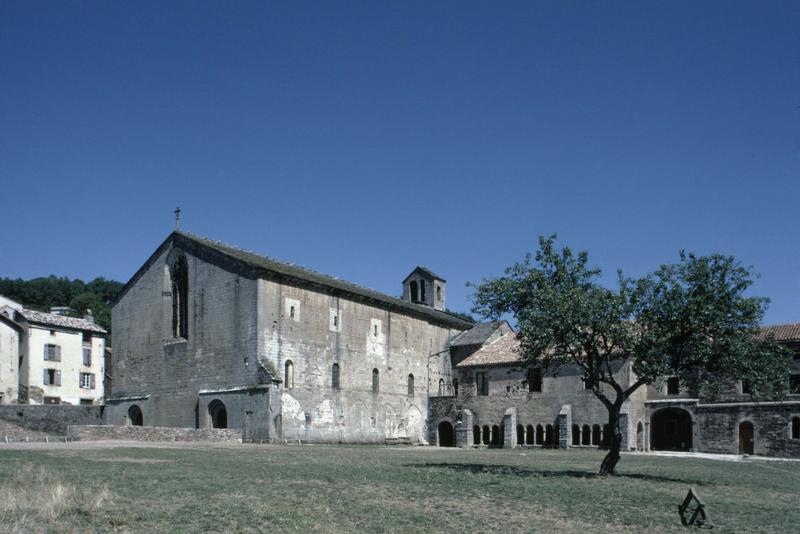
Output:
[
  {"xmin": 285, "ymin": 360, "xmax": 294, "ymax": 389},
  {"xmin": 171, "ymin": 255, "xmax": 189, "ymax": 339}
]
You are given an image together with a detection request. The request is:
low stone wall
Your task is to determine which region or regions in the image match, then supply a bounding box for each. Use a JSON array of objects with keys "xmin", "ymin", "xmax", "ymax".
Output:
[
  {"xmin": 0, "ymin": 405, "xmax": 104, "ymax": 435},
  {"xmin": 66, "ymin": 424, "xmax": 242, "ymax": 443}
]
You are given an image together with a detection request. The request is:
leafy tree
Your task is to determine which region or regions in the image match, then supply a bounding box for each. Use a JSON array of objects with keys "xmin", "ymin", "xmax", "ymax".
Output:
[{"xmin": 472, "ymin": 236, "xmax": 788, "ymax": 475}]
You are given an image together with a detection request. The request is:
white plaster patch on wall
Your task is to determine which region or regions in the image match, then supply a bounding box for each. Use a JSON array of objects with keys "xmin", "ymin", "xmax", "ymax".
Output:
[
  {"xmin": 263, "ymin": 330, "xmax": 281, "ymax": 363},
  {"xmin": 350, "ymin": 401, "xmax": 367, "ymax": 429},
  {"xmin": 405, "ymin": 405, "xmax": 423, "ymax": 439},
  {"xmin": 329, "ymin": 308, "xmax": 340, "ymax": 332},
  {"xmin": 367, "ymin": 318, "xmax": 385, "ymax": 357},
  {"xmin": 281, "ymin": 392, "xmax": 307, "ymax": 424},
  {"xmin": 384, "ymin": 404, "xmax": 397, "ymax": 438},
  {"xmin": 315, "ymin": 397, "xmax": 335, "ymax": 426},
  {"xmin": 284, "ymin": 297, "xmax": 300, "ymax": 322}
]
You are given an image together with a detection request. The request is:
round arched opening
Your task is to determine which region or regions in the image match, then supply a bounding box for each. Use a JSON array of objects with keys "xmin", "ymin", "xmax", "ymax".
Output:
[
  {"xmin": 128, "ymin": 405, "xmax": 143, "ymax": 426},
  {"xmin": 438, "ymin": 421, "xmax": 455, "ymax": 447},
  {"xmin": 651, "ymin": 408, "xmax": 692, "ymax": 451},
  {"xmin": 491, "ymin": 425, "xmax": 501, "ymax": 446},
  {"xmin": 209, "ymin": 400, "xmax": 228, "ymax": 429}
]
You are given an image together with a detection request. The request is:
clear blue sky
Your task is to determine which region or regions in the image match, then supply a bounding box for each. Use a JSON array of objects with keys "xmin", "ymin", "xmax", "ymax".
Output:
[{"xmin": 1, "ymin": 2, "xmax": 798, "ymax": 324}]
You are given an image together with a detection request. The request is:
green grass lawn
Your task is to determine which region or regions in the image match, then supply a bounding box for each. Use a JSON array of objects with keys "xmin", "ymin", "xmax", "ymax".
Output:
[{"xmin": 1, "ymin": 444, "xmax": 798, "ymax": 533}]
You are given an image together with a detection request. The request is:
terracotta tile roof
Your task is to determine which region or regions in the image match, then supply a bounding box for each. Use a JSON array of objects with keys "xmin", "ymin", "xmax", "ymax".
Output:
[
  {"xmin": 456, "ymin": 332, "xmax": 523, "ymax": 368},
  {"xmin": 455, "ymin": 323, "xmax": 800, "ymax": 369},
  {"xmin": 15, "ymin": 308, "xmax": 107, "ymax": 334},
  {"xmin": 760, "ymin": 323, "xmax": 800, "ymax": 342}
]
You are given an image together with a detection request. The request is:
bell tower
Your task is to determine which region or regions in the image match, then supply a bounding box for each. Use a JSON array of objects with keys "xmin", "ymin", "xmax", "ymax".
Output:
[{"xmin": 402, "ymin": 266, "xmax": 446, "ymax": 311}]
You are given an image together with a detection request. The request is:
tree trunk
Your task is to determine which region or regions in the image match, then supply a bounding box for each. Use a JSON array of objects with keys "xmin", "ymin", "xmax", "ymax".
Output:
[{"xmin": 599, "ymin": 409, "xmax": 622, "ymax": 476}]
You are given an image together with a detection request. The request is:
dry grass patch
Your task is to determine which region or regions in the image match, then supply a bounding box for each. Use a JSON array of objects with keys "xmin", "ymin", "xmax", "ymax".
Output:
[{"xmin": 0, "ymin": 463, "xmax": 112, "ymax": 533}]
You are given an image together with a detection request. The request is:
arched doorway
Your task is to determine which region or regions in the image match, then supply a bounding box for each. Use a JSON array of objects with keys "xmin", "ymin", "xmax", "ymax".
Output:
[
  {"xmin": 438, "ymin": 421, "xmax": 455, "ymax": 447},
  {"xmin": 128, "ymin": 405, "xmax": 143, "ymax": 426},
  {"xmin": 491, "ymin": 425, "xmax": 501, "ymax": 446},
  {"xmin": 209, "ymin": 400, "xmax": 228, "ymax": 429},
  {"xmin": 651, "ymin": 408, "xmax": 692, "ymax": 451},
  {"xmin": 739, "ymin": 421, "xmax": 754, "ymax": 455}
]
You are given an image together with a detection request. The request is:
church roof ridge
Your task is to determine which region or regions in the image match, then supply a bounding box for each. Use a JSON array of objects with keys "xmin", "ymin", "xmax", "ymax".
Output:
[{"xmin": 114, "ymin": 231, "xmax": 473, "ymax": 330}]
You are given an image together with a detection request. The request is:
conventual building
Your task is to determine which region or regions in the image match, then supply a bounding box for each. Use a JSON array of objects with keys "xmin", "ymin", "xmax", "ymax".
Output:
[
  {"xmin": 107, "ymin": 231, "xmax": 471, "ymax": 442},
  {"xmin": 108, "ymin": 231, "xmax": 800, "ymax": 457}
]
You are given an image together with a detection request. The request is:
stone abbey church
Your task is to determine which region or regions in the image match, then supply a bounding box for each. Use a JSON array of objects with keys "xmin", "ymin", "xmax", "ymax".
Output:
[{"xmin": 107, "ymin": 231, "xmax": 800, "ymax": 457}]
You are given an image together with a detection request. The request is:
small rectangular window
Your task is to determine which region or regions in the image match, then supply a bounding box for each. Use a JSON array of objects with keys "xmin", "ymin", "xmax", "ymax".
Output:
[
  {"xmin": 80, "ymin": 372, "xmax": 95, "ymax": 389},
  {"xmin": 476, "ymin": 372, "xmax": 489, "ymax": 396},
  {"xmin": 43, "ymin": 396, "xmax": 60, "ymax": 405},
  {"xmin": 43, "ymin": 369, "xmax": 60, "ymax": 386},
  {"xmin": 667, "ymin": 377, "xmax": 680, "ymax": 395},
  {"xmin": 742, "ymin": 379, "xmax": 752, "ymax": 395},
  {"xmin": 43, "ymin": 344, "xmax": 61, "ymax": 362},
  {"xmin": 83, "ymin": 347, "xmax": 92, "ymax": 366},
  {"xmin": 333, "ymin": 315, "xmax": 338, "ymax": 327},
  {"xmin": 528, "ymin": 368, "xmax": 542, "ymax": 393},
  {"xmin": 290, "ymin": 306, "xmax": 295, "ymax": 319},
  {"xmin": 790, "ymin": 374, "xmax": 800, "ymax": 395}
]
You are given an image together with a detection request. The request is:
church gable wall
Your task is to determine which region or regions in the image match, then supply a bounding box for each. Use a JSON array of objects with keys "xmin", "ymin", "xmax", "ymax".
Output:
[{"xmin": 109, "ymin": 244, "xmax": 259, "ymax": 428}]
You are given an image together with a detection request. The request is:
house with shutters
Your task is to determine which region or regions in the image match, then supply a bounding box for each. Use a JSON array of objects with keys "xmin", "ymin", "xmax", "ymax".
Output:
[{"xmin": 0, "ymin": 299, "xmax": 107, "ymax": 405}]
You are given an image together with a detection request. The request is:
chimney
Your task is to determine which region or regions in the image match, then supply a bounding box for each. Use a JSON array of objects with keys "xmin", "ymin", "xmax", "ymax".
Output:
[{"xmin": 84, "ymin": 309, "xmax": 94, "ymax": 324}]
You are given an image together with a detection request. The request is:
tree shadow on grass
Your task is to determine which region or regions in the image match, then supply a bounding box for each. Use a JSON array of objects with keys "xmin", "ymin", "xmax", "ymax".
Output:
[{"xmin": 404, "ymin": 463, "xmax": 706, "ymax": 486}]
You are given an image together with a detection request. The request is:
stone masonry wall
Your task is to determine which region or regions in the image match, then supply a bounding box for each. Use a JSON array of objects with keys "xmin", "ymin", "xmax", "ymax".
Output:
[
  {"xmin": 109, "ymin": 240, "xmax": 260, "ymax": 429},
  {"xmin": 67, "ymin": 424, "xmax": 241, "ymax": 443},
  {"xmin": 111, "ymin": 235, "xmax": 468, "ymax": 443},
  {"xmin": 258, "ymin": 277, "xmax": 460, "ymax": 444},
  {"xmin": 431, "ymin": 361, "xmax": 628, "ymax": 447},
  {"xmin": 693, "ymin": 402, "xmax": 800, "ymax": 457},
  {"xmin": 0, "ymin": 404, "xmax": 104, "ymax": 435}
]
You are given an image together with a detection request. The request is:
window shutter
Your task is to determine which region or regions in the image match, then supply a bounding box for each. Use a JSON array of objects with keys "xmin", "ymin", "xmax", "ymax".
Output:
[
  {"xmin": 43, "ymin": 345, "xmax": 47, "ymax": 361},
  {"xmin": 43, "ymin": 369, "xmax": 49, "ymax": 384},
  {"xmin": 56, "ymin": 346, "xmax": 61, "ymax": 362},
  {"xmin": 55, "ymin": 370, "xmax": 61, "ymax": 386},
  {"xmin": 90, "ymin": 374, "xmax": 96, "ymax": 389}
]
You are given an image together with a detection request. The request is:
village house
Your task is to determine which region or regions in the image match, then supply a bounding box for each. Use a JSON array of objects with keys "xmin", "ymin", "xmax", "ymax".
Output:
[{"xmin": 0, "ymin": 296, "xmax": 106, "ymax": 405}]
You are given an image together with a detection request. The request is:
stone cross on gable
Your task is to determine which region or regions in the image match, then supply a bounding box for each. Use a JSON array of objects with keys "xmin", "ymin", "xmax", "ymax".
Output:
[{"xmin": 174, "ymin": 207, "xmax": 181, "ymax": 230}]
